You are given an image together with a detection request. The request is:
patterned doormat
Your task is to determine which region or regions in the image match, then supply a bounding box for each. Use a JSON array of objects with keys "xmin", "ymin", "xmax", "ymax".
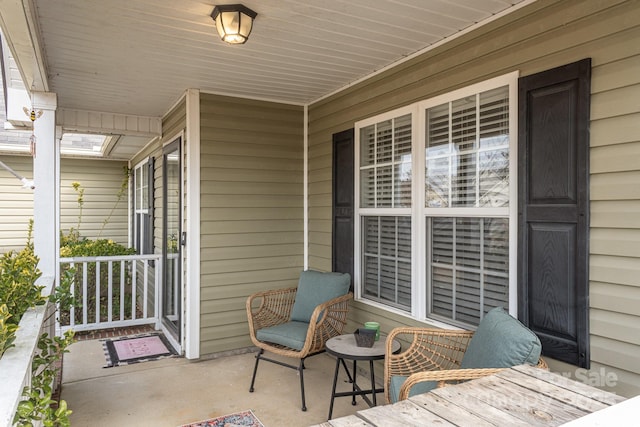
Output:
[
  {"xmin": 178, "ymin": 410, "xmax": 264, "ymax": 427},
  {"xmin": 102, "ymin": 333, "xmax": 177, "ymax": 368}
]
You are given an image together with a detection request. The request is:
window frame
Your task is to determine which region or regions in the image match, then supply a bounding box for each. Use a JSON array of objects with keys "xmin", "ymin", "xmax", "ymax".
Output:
[
  {"xmin": 133, "ymin": 157, "xmax": 154, "ymax": 255},
  {"xmin": 354, "ymin": 72, "xmax": 519, "ymax": 328}
]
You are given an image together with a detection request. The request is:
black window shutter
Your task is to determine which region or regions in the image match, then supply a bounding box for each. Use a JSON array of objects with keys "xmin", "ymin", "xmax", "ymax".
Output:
[
  {"xmin": 332, "ymin": 128, "xmax": 355, "ymax": 289},
  {"xmin": 518, "ymin": 58, "xmax": 591, "ymax": 368}
]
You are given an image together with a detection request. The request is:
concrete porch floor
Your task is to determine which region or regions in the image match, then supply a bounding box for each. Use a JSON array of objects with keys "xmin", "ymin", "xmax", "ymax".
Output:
[{"xmin": 61, "ymin": 335, "xmax": 376, "ymax": 427}]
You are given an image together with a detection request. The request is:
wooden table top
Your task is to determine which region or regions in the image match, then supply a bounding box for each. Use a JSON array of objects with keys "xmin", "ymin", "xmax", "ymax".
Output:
[{"xmin": 313, "ymin": 364, "xmax": 625, "ymax": 426}]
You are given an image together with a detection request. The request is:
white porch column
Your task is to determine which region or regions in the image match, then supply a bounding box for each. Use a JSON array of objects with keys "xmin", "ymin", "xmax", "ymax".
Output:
[{"xmin": 31, "ymin": 92, "xmax": 59, "ymax": 280}]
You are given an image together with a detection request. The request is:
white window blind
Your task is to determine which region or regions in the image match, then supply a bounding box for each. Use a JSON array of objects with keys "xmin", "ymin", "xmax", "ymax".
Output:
[
  {"xmin": 360, "ymin": 114, "xmax": 412, "ymax": 208},
  {"xmin": 429, "ymin": 217, "xmax": 509, "ymax": 326},
  {"xmin": 362, "ymin": 216, "xmax": 412, "ymax": 310},
  {"xmin": 426, "ymin": 87, "xmax": 510, "ymax": 208}
]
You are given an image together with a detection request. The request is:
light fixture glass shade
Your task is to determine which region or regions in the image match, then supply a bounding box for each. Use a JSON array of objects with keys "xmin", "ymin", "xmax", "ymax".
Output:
[{"xmin": 211, "ymin": 4, "xmax": 257, "ymax": 45}]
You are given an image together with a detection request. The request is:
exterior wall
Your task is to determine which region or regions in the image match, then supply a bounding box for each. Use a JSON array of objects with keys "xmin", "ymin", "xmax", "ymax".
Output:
[
  {"xmin": 59, "ymin": 158, "xmax": 129, "ymax": 244},
  {"xmin": 0, "ymin": 154, "xmax": 129, "ymax": 252},
  {"xmin": 199, "ymin": 94, "xmax": 304, "ymax": 355},
  {"xmin": 307, "ymin": 0, "xmax": 640, "ymax": 397},
  {"xmin": 0, "ymin": 155, "xmax": 33, "ymax": 252}
]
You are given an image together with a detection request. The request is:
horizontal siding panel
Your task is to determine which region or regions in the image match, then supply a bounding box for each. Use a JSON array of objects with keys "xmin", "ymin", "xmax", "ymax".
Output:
[
  {"xmin": 200, "ymin": 155, "xmax": 302, "ymax": 171},
  {"xmin": 309, "ymin": 193, "xmax": 332, "ymax": 208},
  {"xmin": 308, "ymin": 231, "xmax": 331, "ymax": 247},
  {"xmin": 201, "ymin": 256, "xmax": 301, "ymax": 276},
  {"xmin": 307, "ymin": 256, "xmax": 331, "ymax": 273},
  {"xmin": 308, "ymin": 243, "xmax": 331, "ymax": 260},
  {"xmin": 200, "ymin": 276, "xmax": 299, "ymax": 300},
  {"xmin": 202, "ymin": 169, "xmax": 302, "ymax": 184},
  {"xmin": 591, "ymin": 55, "xmax": 640, "ymax": 93},
  {"xmin": 200, "ymin": 333, "xmax": 252, "ymax": 354},
  {"xmin": 201, "ymin": 195, "xmax": 302, "ymax": 209},
  {"xmin": 201, "ymin": 131, "xmax": 302, "ymax": 148},
  {"xmin": 591, "ymin": 84, "xmax": 640, "ymax": 121},
  {"xmin": 201, "ymin": 232, "xmax": 303, "ymax": 248},
  {"xmin": 590, "ymin": 255, "xmax": 640, "ymax": 288},
  {"xmin": 201, "ymin": 220, "xmax": 303, "ymax": 235},
  {"xmin": 200, "ymin": 181, "xmax": 302, "ymax": 196},
  {"xmin": 591, "ymin": 113, "xmax": 640, "ymax": 147},
  {"xmin": 591, "ymin": 201, "xmax": 640, "ymax": 229},
  {"xmin": 203, "ymin": 268, "xmax": 300, "ymax": 287},
  {"xmin": 591, "ymin": 171, "xmax": 640, "ymax": 200},
  {"xmin": 590, "ymin": 229, "xmax": 640, "ymax": 257},
  {"xmin": 591, "ymin": 335, "xmax": 640, "ymax": 375},
  {"xmin": 591, "ymin": 142, "xmax": 640, "ymax": 174},
  {"xmin": 591, "ymin": 309, "xmax": 640, "ymax": 346},
  {"xmin": 201, "ymin": 244, "xmax": 302, "ymax": 261},
  {"xmin": 201, "ymin": 297, "xmax": 247, "ymax": 316},
  {"xmin": 200, "ymin": 208, "xmax": 302, "ymax": 221},
  {"xmin": 308, "ymin": 219, "xmax": 331, "ymax": 233},
  {"xmin": 590, "ymin": 282, "xmax": 640, "ymax": 317}
]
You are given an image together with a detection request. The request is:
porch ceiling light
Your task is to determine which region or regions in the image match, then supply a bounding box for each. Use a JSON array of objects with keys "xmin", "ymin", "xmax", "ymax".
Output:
[{"xmin": 211, "ymin": 4, "xmax": 257, "ymax": 45}]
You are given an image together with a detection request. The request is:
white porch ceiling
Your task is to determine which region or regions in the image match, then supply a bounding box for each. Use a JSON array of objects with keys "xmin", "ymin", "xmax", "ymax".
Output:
[{"xmin": 2, "ymin": 0, "xmax": 529, "ymax": 157}]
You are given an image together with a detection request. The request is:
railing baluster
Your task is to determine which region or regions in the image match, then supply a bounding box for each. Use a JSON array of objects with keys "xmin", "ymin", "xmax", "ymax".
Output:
[
  {"xmin": 143, "ymin": 260, "xmax": 149, "ymax": 319},
  {"xmin": 107, "ymin": 261, "xmax": 113, "ymax": 323},
  {"xmin": 83, "ymin": 262, "xmax": 88, "ymax": 325},
  {"xmin": 132, "ymin": 259, "xmax": 137, "ymax": 320},
  {"xmin": 95, "ymin": 261, "xmax": 101, "ymax": 324},
  {"xmin": 120, "ymin": 260, "xmax": 125, "ymax": 321},
  {"xmin": 69, "ymin": 262, "xmax": 76, "ymax": 329}
]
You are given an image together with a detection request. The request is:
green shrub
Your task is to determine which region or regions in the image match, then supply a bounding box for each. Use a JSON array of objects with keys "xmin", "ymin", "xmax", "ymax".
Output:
[
  {"xmin": 0, "ymin": 304, "xmax": 19, "ymax": 356},
  {"xmin": 0, "ymin": 247, "xmax": 44, "ymax": 326}
]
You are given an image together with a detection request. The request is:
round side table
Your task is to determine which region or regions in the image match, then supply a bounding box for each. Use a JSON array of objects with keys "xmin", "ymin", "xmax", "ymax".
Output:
[{"xmin": 325, "ymin": 333, "xmax": 401, "ymax": 420}]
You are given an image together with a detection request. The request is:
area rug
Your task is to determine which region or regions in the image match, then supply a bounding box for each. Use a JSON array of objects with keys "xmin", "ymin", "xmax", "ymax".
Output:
[
  {"xmin": 179, "ymin": 410, "xmax": 264, "ymax": 427},
  {"xmin": 102, "ymin": 333, "xmax": 177, "ymax": 368}
]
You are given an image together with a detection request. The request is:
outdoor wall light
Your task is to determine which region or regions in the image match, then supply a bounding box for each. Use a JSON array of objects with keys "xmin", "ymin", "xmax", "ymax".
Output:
[{"xmin": 211, "ymin": 4, "xmax": 257, "ymax": 45}]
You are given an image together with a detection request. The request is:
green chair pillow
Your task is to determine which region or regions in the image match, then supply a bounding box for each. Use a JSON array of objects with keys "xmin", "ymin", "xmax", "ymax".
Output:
[
  {"xmin": 289, "ymin": 270, "xmax": 350, "ymax": 323},
  {"xmin": 460, "ymin": 307, "xmax": 542, "ymax": 369},
  {"xmin": 389, "ymin": 375, "xmax": 437, "ymax": 403},
  {"xmin": 256, "ymin": 321, "xmax": 310, "ymax": 351}
]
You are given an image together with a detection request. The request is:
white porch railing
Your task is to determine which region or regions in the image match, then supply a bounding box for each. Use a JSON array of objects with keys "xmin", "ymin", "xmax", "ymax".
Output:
[
  {"xmin": 0, "ymin": 276, "xmax": 56, "ymax": 427},
  {"xmin": 58, "ymin": 254, "xmax": 162, "ymax": 333}
]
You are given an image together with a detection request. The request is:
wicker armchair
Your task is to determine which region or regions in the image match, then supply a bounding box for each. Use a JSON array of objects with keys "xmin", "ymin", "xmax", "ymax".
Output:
[
  {"xmin": 247, "ymin": 270, "xmax": 352, "ymax": 411},
  {"xmin": 384, "ymin": 308, "xmax": 547, "ymax": 403}
]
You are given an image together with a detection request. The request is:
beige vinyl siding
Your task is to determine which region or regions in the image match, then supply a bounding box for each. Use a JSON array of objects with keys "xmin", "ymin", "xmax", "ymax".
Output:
[
  {"xmin": 199, "ymin": 94, "xmax": 304, "ymax": 355},
  {"xmin": 0, "ymin": 154, "xmax": 129, "ymax": 253},
  {"xmin": 0, "ymin": 155, "xmax": 34, "ymax": 252},
  {"xmin": 307, "ymin": 0, "xmax": 640, "ymax": 397},
  {"xmin": 60, "ymin": 158, "xmax": 129, "ymax": 244}
]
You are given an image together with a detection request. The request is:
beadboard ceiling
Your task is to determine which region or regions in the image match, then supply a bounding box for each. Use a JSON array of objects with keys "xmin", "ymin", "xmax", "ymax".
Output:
[
  {"xmin": 0, "ymin": 0, "xmax": 529, "ymax": 158},
  {"xmin": 32, "ymin": 0, "xmax": 527, "ymax": 116}
]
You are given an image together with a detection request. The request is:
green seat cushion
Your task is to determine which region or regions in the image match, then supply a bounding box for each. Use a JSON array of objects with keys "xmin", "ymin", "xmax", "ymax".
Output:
[
  {"xmin": 290, "ymin": 270, "xmax": 350, "ymax": 323},
  {"xmin": 389, "ymin": 375, "xmax": 437, "ymax": 403},
  {"xmin": 256, "ymin": 321, "xmax": 310, "ymax": 351},
  {"xmin": 460, "ymin": 307, "xmax": 542, "ymax": 369}
]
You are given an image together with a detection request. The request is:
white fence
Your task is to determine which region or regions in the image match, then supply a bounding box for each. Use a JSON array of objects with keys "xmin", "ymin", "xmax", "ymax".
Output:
[
  {"xmin": 0, "ymin": 276, "xmax": 56, "ymax": 427},
  {"xmin": 58, "ymin": 254, "xmax": 161, "ymax": 333}
]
